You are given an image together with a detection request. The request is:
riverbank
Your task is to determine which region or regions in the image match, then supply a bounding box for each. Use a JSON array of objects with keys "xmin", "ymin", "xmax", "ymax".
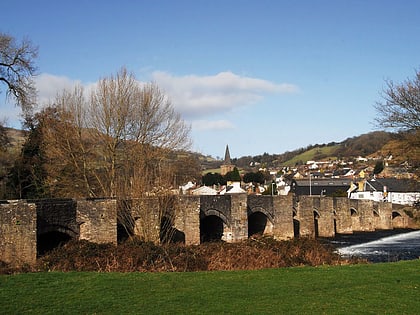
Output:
[{"xmin": 1, "ymin": 237, "xmax": 348, "ymax": 274}]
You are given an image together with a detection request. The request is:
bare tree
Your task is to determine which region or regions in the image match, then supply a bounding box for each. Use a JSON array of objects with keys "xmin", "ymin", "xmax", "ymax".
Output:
[
  {"xmin": 38, "ymin": 68, "xmax": 191, "ymax": 200},
  {"xmin": 374, "ymin": 68, "xmax": 420, "ymax": 171},
  {"xmin": 374, "ymin": 69, "xmax": 420, "ymax": 131},
  {"xmin": 42, "ymin": 86, "xmax": 97, "ymax": 197},
  {"xmin": 0, "ymin": 33, "xmax": 38, "ymax": 114},
  {"xmin": 87, "ymin": 67, "xmax": 191, "ymax": 198}
]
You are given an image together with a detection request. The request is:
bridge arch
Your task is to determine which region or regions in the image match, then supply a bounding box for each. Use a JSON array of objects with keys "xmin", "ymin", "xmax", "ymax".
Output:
[
  {"xmin": 248, "ymin": 210, "xmax": 273, "ymax": 237},
  {"xmin": 350, "ymin": 207, "xmax": 360, "ymax": 230},
  {"xmin": 200, "ymin": 209, "xmax": 230, "ymax": 243},
  {"xmin": 37, "ymin": 225, "xmax": 77, "ymax": 256},
  {"xmin": 313, "ymin": 209, "xmax": 320, "ymax": 237},
  {"xmin": 160, "ymin": 215, "xmax": 185, "ymax": 244},
  {"xmin": 332, "ymin": 210, "xmax": 338, "ymax": 234},
  {"xmin": 392, "ymin": 211, "xmax": 405, "ymax": 228},
  {"xmin": 292, "ymin": 209, "xmax": 300, "ymax": 238},
  {"xmin": 247, "ymin": 206, "xmax": 274, "ymax": 224}
]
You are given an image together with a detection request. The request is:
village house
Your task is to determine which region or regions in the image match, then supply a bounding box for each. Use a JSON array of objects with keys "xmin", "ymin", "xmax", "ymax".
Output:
[
  {"xmin": 349, "ymin": 178, "xmax": 420, "ymax": 206},
  {"xmin": 291, "ymin": 178, "xmax": 352, "ymax": 196}
]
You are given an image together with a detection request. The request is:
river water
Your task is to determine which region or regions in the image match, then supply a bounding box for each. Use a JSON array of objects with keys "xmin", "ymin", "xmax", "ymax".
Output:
[{"xmin": 326, "ymin": 229, "xmax": 420, "ymax": 263}]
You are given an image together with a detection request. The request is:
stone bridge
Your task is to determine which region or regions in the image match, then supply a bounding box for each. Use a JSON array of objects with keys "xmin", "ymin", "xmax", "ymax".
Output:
[{"xmin": 0, "ymin": 194, "xmax": 414, "ymax": 266}]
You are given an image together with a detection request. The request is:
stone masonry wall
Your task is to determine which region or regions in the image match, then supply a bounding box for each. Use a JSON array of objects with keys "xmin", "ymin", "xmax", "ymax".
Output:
[
  {"xmin": 272, "ymin": 195, "xmax": 294, "ymax": 240},
  {"xmin": 317, "ymin": 197, "xmax": 335, "ymax": 237},
  {"xmin": 296, "ymin": 196, "xmax": 315, "ymax": 237},
  {"xmin": 375, "ymin": 202, "xmax": 393, "ymax": 229},
  {"xmin": 77, "ymin": 199, "xmax": 117, "ymax": 244},
  {"xmin": 0, "ymin": 201, "xmax": 37, "ymax": 266},
  {"xmin": 334, "ymin": 197, "xmax": 353, "ymax": 234},
  {"xmin": 229, "ymin": 194, "xmax": 248, "ymax": 242},
  {"xmin": 175, "ymin": 195, "xmax": 200, "ymax": 245}
]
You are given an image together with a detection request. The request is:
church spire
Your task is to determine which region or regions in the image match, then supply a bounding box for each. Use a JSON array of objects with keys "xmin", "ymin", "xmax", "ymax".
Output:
[
  {"xmin": 224, "ymin": 144, "xmax": 231, "ymax": 165},
  {"xmin": 221, "ymin": 145, "xmax": 235, "ymax": 176}
]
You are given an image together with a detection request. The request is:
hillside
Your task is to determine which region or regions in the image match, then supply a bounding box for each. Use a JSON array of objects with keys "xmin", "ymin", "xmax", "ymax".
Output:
[
  {"xmin": 1, "ymin": 128, "xmax": 413, "ymax": 174},
  {"xmin": 230, "ymin": 131, "xmax": 395, "ymax": 171}
]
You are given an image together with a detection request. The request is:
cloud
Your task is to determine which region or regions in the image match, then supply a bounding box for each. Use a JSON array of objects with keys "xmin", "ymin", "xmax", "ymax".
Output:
[
  {"xmin": 35, "ymin": 73, "xmax": 82, "ymax": 106},
  {"xmin": 26, "ymin": 71, "xmax": 298, "ymax": 132},
  {"xmin": 151, "ymin": 71, "xmax": 299, "ymax": 118},
  {"xmin": 191, "ymin": 119, "xmax": 235, "ymax": 131},
  {"xmin": 0, "ymin": 102, "xmax": 22, "ymax": 128}
]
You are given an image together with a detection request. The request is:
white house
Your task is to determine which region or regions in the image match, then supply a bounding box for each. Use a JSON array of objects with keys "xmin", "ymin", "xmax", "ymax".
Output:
[
  {"xmin": 191, "ymin": 185, "xmax": 218, "ymax": 195},
  {"xmin": 219, "ymin": 181, "xmax": 246, "ymax": 194},
  {"xmin": 349, "ymin": 178, "xmax": 420, "ymax": 205}
]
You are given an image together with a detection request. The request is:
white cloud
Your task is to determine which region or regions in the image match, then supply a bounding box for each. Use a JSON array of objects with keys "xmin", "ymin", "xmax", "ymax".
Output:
[
  {"xmin": 191, "ymin": 119, "xmax": 235, "ymax": 131},
  {"xmin": 0, "ymin": 101, "xmax": 22, "ymax": 128},
  {"xmin": 22, "ymin": 71, "xmax": 298, "ymax": 133},
  {"xmin": 35, "ymin": 73, "xmax": 82, "ymax": 106},
  {"xmin": 151, "ymin": 71, "xmax": 299, "ymax": 118}
]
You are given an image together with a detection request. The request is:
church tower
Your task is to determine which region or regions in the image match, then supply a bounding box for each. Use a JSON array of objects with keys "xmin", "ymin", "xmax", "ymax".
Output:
[{"xmin": 220, "ymin": 145, "xmax": 235, "ymax": 176}]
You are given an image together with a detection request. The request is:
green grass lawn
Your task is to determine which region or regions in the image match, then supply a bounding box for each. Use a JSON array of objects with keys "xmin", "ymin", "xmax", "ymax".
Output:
[{"xmin": 1, "ymin": 260, "xmax": 419, "ymax": 314}]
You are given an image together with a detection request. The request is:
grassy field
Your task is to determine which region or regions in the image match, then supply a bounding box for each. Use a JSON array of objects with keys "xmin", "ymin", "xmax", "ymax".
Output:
[
  {"xmin": 1, "ymin": 260, "xmax": 419, "ymax": 314},
  {"xmin": 283, "ymin": 145, "xmax": 340, "ymax": 167}
]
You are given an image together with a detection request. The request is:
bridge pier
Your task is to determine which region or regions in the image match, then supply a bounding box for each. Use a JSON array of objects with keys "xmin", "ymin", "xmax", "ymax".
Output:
[
  {"xmin": 0, "ymin": 200, "xmax": 37, "ymax": 267},
  {"xmin": 295, "ymin": 196, "xmax": 315, "ymax": 237},
  {"xmin": 175, "ymin": 196, "xmax": 200, "ymax": 245},
  {"xmin": 374, "ymin": 202, "xmax": 393, "ymax": 229},
  {"xmin": 272, "ymin": 195, "xmax": 294, "ymax": 240},
  {"xmin": 334, "ymin": 197, "xmax": 353, "ymax": 234},
  {"xmin": 317, "ymin": 197, "xmax": 335, "ymax": 238}
]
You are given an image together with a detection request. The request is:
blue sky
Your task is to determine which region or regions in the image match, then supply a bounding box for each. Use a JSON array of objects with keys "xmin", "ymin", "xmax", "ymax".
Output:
[{"xmin": 1, "ymin": 0, "xmax": 420, "ymax": 158}]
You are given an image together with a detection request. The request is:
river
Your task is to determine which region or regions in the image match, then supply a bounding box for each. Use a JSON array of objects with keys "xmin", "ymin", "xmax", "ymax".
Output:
[{"xmin": 325, "ymin": 229, "xmax": 420, "ymax": 263}]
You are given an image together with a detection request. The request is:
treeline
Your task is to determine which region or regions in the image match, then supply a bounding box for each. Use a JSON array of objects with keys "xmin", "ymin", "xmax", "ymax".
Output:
[
  {"xmin": 232, "ymin": 131, "xmax": 393, "ymax": 169},
  {"xmin": 336, "ymin": 131, "xmax": 393, "ymax": 157}
]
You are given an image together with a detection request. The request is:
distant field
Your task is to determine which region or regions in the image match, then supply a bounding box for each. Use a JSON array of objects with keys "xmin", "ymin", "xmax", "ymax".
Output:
[
  {"xmin": 283, "ymin": 145, "xmax": 340, "ymax": 167},
  {"xmin": 1, "ymin": 260, "xmax": 419, "ymax": 314}
]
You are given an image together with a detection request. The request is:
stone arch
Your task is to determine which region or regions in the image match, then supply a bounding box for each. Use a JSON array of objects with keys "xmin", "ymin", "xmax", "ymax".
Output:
[
  {"xmin": 248, "ymin": 211, "xmax": 273, "ymax": 237},
  {"xmin": 37, "ymin": 224, "xmax": 78, "ymax": 238},
  {"xmin": 332, "ymin": 210, "xmax": 338, "ymax": 234},
  {"xmin": 160, "ymin": 215, "xmax": 185, "ymax": 244},
  {"xmin": 292, "ymin": 208, "xmax": 300, "ymax": 238},
  {"xmin": 37, "ymin": 225, "xmax": 77, "ymax": 256},
  {"xmin": 392, "ymin": 211, "xmax": 402, "ymax": 219},
  {"xmin": 350, "ymin": 207, "xmax": 360, "ymax": 231},
  {"xmin": 313, "ymin": 209, "xmax": 320, "ymax": 237},
  {"xmin": 373, "ymin": 209, "xmax": 381, "ymax": 229},
  {"xmin": 200, "ymin": 215, "xmax": 224, "ymax": 243},
  {"xmin": 116, "ymin": 200, "xmax": 135, "ymax": 243},
  {"xmin": 247, "ymin": 206, "xmax": 274, "ymax": 224},
  {"xmin": 392, "ymin": 211, "xmax": 405, "ymax": 228},
  {"xmin": 200, "ymin": 208, "xmax": 230, "ymax": 243},
  {"xmin": 200, "ymin": 208, "xmax": 230, "ymax": 227}
]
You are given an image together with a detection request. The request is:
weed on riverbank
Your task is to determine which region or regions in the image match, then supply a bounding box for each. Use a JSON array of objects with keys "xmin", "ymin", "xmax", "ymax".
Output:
[{"xmin": 1, "ymin": 236, "xmax": 363, "ymax": 274}]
